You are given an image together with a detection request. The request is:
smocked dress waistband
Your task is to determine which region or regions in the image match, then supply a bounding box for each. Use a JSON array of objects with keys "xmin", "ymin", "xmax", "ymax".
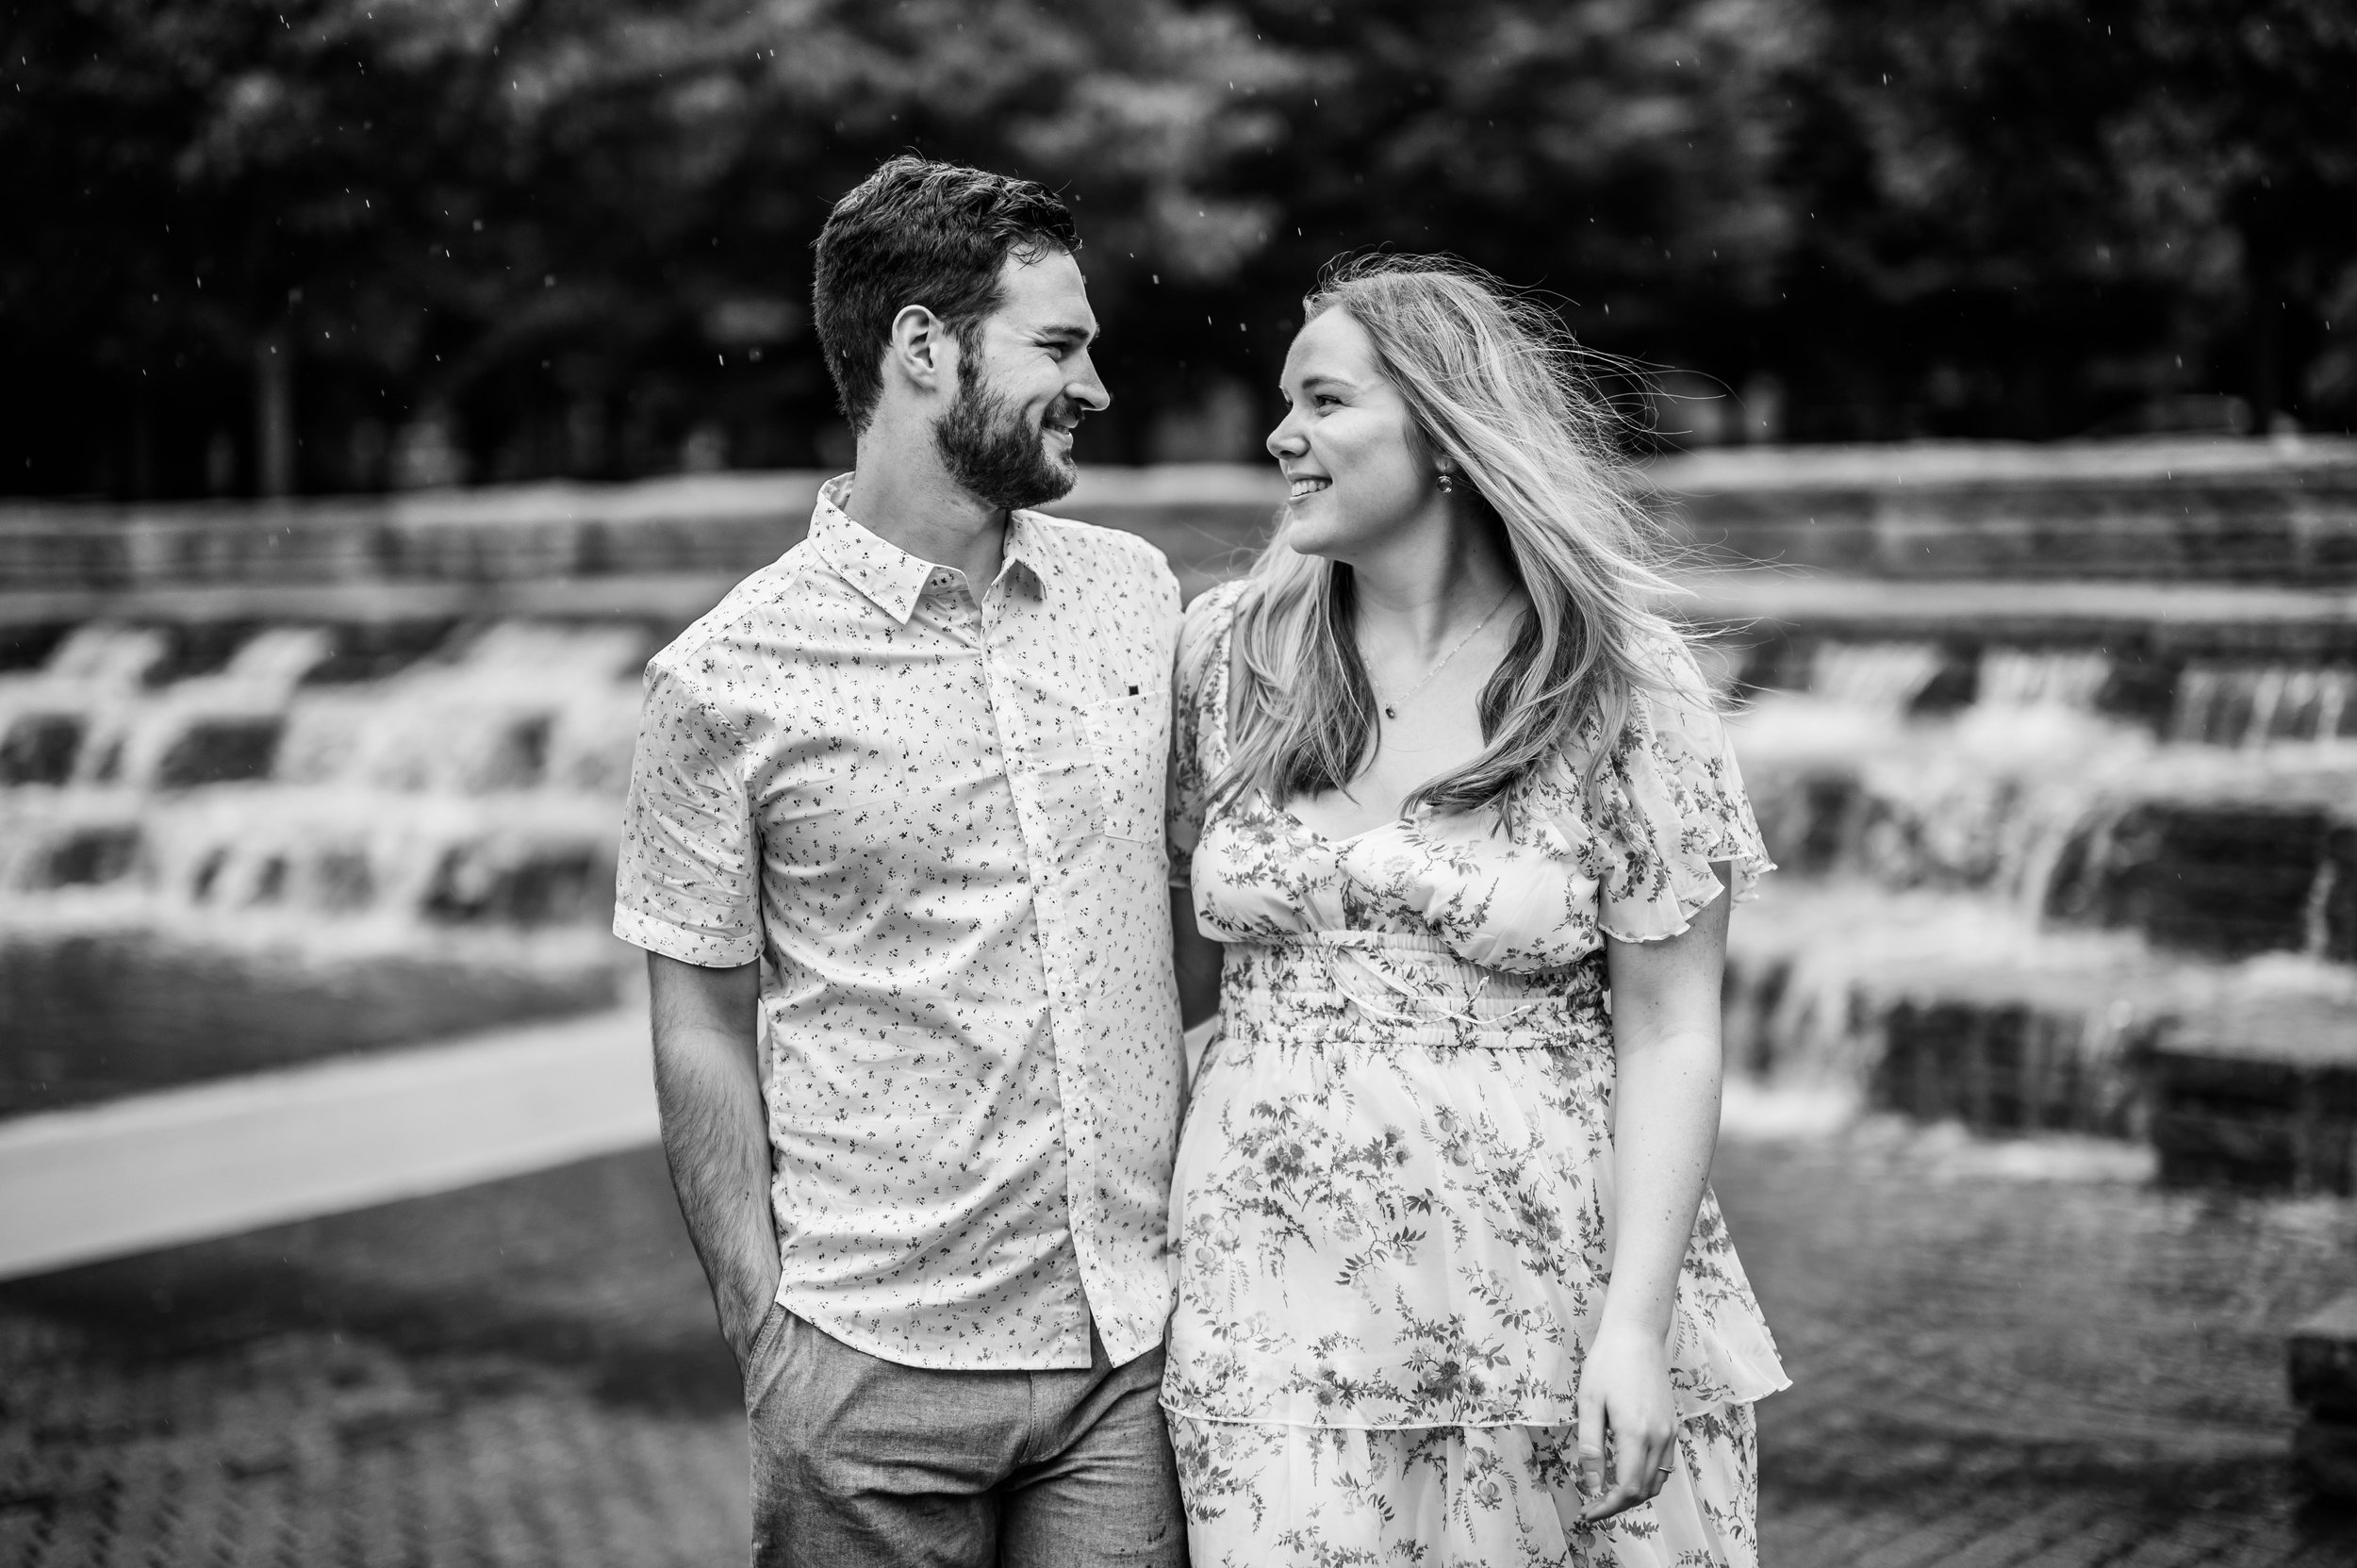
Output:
[{"xmin": 1222, "ymin": 931, "xmax": 1608, "ymax": 1053}]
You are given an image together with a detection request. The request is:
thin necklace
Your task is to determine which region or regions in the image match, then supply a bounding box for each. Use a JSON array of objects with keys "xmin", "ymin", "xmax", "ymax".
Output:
[{"xmin": 1368, "ymin": 589, "xmax": 1515, "ymax": 720}]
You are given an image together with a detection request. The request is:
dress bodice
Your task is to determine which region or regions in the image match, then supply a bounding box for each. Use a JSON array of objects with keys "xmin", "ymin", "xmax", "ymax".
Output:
[{"xmin": 1169, "ymin": 579, "xmax": 1772, "ymax": 972}]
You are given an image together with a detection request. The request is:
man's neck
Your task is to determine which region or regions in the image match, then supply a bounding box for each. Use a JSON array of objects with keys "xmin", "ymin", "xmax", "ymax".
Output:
[{"xmin": 841, "ymin": 422, "xmax": 1007, "ymax": 590}]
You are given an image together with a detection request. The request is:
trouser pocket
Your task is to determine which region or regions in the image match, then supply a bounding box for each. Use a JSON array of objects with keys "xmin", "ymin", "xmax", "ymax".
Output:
[{"xmin": 742, "ymin": 1299, "xmax": 792, "ymax": 1411}]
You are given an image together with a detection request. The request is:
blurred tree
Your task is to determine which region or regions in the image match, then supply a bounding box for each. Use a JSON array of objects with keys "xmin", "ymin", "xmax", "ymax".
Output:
[
  {"xmin": 1777, "ymin": 0, "xmax": 2357, "ymax": 437},
  {"xmin": 3, "ymin": 0, "xmax": 2351, "ymax": 498},
  {"xmin": 1228, "ymin": 0, "xmax": 1803, "ymax": 423},
  {"xmin": 0, "ymin": 0, "xmax": 1300, "ymax": 495}
]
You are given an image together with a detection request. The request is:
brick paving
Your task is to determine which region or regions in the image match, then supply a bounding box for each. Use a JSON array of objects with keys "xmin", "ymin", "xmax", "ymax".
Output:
[{"xmin": 5, "ymin": 1122, "xmax": 2356, "ymax": 1566}]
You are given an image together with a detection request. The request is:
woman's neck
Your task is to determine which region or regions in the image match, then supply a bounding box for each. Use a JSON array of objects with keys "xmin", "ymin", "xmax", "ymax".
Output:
[{"xmin": 1346, "ymin": 528, "xmax": 1520, "ymax": 659}]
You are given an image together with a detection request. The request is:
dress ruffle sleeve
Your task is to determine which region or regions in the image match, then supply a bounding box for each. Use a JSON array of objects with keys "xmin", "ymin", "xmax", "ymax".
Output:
[
  {"xmin": 1165, "ymin": 581, "xmax": 1245, "ymax": 890},
  {"xmin": 1554, "ymin": 635, "xmax": 1773, "ymax": 945}
]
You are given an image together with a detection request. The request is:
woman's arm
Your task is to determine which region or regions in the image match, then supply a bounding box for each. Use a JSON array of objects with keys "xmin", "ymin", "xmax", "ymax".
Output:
[{"xmin": 1580, "ymin": 861, "xmax": 1733, "ymax": 1523}]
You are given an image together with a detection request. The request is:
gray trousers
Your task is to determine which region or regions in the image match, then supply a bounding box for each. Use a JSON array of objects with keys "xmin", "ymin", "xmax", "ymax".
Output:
[{"xmin": 744, "ymin": 1305, "xmax": 1185, "ymax": 1567}]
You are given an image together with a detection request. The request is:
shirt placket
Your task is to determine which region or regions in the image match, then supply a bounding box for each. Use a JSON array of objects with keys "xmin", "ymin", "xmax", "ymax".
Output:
[{"xmin": 975, "ymin": 569, "xmax": 1096, "ymax": 1361}]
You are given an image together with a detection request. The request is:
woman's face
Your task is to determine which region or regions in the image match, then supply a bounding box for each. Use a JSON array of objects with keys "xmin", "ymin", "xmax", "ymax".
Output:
[{"xmin": 1266, "ymin": 306, "xmax": 1441, "ymax": 564}]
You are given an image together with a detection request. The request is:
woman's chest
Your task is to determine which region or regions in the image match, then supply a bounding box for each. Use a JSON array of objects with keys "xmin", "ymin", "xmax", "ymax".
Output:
[{"xmin": 1194, "ymin": 798, "xmax": 1607, "ymax": 971}]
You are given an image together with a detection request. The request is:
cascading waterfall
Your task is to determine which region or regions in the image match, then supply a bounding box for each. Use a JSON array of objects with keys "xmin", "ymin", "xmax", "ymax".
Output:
[
  {"xmin": 1976, "ymin": 646, "xmax": 2112, "ymax": 710},
  {"xmin": 1, "ymin": 619, "xmax": 648, "ymax": 924},
  {"xmin": 0, "ymin": 619, "xmax": 653, "ymax": 1108},
  {"xmin": 1806, "ymin": 640, "xmax": 1945, "ymax": 712},
  {"xmin": 2168, "ymin": 662, "xmax": 2357, "ymax": 747},
  {"xmin": 1728, "ymin": 628, "xmax": 2357, "ymax": 1142}
]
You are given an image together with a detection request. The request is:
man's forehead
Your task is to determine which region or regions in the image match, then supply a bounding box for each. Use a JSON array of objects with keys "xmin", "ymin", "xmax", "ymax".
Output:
[{"xmin": 993, "ymin": 250, "xmax": 1096, "ymax": 334}]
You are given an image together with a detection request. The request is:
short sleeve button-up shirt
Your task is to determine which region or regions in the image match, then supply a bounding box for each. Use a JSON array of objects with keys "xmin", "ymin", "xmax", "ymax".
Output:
[{"xmin": 613, "ymin": 478, "xmax": 1186, "ymax": 1371}]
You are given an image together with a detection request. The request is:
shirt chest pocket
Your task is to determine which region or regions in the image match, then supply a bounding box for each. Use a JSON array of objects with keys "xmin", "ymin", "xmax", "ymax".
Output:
[{"xmin": 1080, "ymin": 688, "xmax": 1168, "ymax": 844}]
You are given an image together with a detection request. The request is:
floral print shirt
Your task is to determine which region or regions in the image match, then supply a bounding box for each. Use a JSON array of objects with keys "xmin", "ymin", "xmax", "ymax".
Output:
[
  {"xmin": 1162, "ymin": 579, "xmax": 1788, "ymax": 1428},
  {"xmin": 614, "ymin": 478, "xmax": 1185, "ymax": 1371}
]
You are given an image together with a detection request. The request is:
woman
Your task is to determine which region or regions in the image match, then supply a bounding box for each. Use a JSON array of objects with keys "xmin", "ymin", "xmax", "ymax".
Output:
[{"xmin": 1161, "ymin": 256, "xmax": 1788, "ymax": 1568}]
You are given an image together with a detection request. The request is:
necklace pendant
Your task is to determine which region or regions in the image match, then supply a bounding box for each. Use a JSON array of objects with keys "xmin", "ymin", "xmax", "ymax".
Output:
[{"xmin": 1383, "ymin": 705, "xmax": 1398, "ymax": 720}]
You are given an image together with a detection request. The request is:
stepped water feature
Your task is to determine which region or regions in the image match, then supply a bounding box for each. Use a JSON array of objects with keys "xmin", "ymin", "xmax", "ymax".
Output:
[
  {"xmin": 0, "ymin": 618, "xmax": 653, "ymax": 1113},
  {"xmin": 0, "ymin": 470, "xmax": 1282, "ymax": 1117},
  {"xmin": 5, "ymin": 444, "xmax": 2355, "ymax": 1185},
  {"xmin": 1661, "ymin": 439, "xmax": 2357, "ymax": 1189}
]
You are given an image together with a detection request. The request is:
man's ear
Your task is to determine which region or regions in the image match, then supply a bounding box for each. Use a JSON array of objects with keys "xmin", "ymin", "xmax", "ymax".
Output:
[{"xmin": 883, "ymin": 304, "xmax": 955, "ymax": 398}]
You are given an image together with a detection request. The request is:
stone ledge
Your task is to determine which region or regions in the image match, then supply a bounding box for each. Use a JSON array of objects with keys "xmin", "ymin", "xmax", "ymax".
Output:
[
  {"xmin": 1741, "ymin": 740, "xmax": 2357, "ymax": 965},
  {"xmin": 2292, "ymin": 1295, "xmax": 2357, "ymax": 1420},
  {"xmin": 2292, "ymin": 1294, "xmax": 2357, "ymax": 1504},
  {"xmin": 2152, "ymin": 1009, "xmax": 2357, "ymax": 1194},
  {"xmin": 1727, "ymin": 882, "xmax": 2357, "ymax": 1188}
]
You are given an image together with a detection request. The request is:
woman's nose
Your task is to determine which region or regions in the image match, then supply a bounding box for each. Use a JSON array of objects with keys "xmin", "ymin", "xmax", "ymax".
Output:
[{"xmin": 1266, "ymin": 413, "xmax": 1304, "ymax": 459}]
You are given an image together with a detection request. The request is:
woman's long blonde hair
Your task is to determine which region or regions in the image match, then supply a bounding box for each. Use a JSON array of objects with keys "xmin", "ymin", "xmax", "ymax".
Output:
[{"xmin": 1219, "ymin": 254, "xmax": 1691, "ymax": 824}]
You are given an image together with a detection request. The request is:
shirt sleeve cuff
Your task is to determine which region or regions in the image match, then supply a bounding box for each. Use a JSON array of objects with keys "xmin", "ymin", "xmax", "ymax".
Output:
[{"xmin": 612, "ymin": 903, "xmax": 761, "ymax": 968}]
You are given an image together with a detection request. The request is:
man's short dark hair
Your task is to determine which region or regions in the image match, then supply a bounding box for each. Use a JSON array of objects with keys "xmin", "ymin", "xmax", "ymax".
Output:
[{"xmin": 812, "ymin": 157, "xmax": 1080, "ymax": 432}]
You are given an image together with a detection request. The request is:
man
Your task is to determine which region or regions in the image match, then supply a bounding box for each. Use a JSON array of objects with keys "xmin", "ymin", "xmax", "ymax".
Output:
[{"xmin": 613, "ymin": 157, "xmax": 1187, "ymax": 1565}]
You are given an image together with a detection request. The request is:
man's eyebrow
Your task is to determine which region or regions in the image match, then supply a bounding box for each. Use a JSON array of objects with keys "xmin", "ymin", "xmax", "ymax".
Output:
[{"xmin": 1033, "ymin": 322, "xmax": 1097, "ymax": 347}]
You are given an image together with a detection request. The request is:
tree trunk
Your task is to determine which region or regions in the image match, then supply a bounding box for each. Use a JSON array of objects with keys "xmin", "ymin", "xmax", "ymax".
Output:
[
  {"xmin": 255, "ymin": 324, "xmax": 296, "ymax": 497},
  {"xmin": 2241, "ymin": 213, "xmax": 2286, "ymax": 437}
]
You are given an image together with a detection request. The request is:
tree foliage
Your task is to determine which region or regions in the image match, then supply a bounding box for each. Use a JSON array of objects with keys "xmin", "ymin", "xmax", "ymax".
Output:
[{"xmin": 3, "ymin": 0, "xmax": 2350, "ymax": 498}]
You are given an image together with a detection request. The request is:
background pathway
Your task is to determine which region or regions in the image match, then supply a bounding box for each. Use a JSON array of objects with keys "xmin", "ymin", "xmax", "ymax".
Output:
[{"xmin": 5, "ymin": 1120, "xmax": 2355, "ymax": 1567}]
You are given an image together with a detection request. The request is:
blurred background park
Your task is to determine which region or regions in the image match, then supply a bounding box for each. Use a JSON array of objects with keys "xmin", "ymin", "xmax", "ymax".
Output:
[
  {"xmin": 7, "ymin": 3, "xmax": 2357, "ymax": 1566},
  {"xmin": 8, "ymin": 0, "xmax": 2356, "ymax": 493}
]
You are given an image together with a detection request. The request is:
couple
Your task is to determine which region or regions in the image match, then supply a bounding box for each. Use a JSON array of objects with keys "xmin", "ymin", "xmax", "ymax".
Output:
[{"xmin": 614, "ymin": 156, "xmax": 1786, "ymax": 1568}]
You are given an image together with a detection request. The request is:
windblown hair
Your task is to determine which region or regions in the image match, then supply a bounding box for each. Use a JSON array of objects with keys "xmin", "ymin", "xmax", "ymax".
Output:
[
  {"xmin": 812, "ymin": 156, "xmax": 1080, "ymax": 432},
  {"xmin": 1220, "ymin": 254, "xmax": 1693, "ymax": 823}
]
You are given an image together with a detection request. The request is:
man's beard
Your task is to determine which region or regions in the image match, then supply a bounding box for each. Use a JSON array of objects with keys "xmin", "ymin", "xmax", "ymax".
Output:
[{"xmin": 933, "ymin": 366, "xmax": 1079, "ymax": 512}]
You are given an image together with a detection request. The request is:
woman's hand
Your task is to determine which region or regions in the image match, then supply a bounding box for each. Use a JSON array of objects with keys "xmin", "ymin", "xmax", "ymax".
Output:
[{"xmin": 1574, "ymin": 1321, "xmax": 1681, "ymax": 1526}]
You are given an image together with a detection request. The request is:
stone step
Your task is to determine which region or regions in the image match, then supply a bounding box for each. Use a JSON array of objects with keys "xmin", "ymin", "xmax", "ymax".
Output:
[
  {"xmin": 1727, "ymin": 881, "xmax": 2357, "ymax": 1190},
  {"xmin": 1724, "ymin": 885, "xmax": 2173, "ymax": 1139},
  {"xmin": 0, "ymin": 466, "xmax": 1286, "ymax": 615},
  {"xmin": 1695, "ymin": 574, "xmax": 2357, "ymax": 682},
  {"xmin": 1738, "ymin": 714, "xmax": 2357, "ymax": 963},
  {"xmin": 2149, "ymin": 1002, "xmax": 2357, "ymax": 1194},
  {"xmin": 2291, "ymin": 1294, "xmax": 2357, "ymax": 1503},
  {"xmin": 9, "ymin": 440, "xmax": 2354, "ymax": 602},
  {"xmin": 1690, "ymin": 576, "xmax": 2357, "ymax": 745},
  {"xmin": 1658, "ymin": 437, "xmax": 2357, "ymax": 583},
  {"xmin": 2044, "ymin": 801, "xmax": 2355, "ymax": 963}
]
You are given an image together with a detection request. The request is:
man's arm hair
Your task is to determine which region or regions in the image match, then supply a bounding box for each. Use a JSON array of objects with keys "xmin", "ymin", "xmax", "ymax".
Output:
[{"xmin": 647, "ymin": 951, "xmax": 777, "ymax": 1366}]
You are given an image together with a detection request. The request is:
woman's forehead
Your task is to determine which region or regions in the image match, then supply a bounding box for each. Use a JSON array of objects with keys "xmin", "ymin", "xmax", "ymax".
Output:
[{"xmin": 1282, "ymin": 306, "xmax": 1380, "ymax": 387}]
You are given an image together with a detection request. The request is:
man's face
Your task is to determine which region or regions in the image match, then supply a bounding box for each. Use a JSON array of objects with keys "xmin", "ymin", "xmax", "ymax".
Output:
[{"xmin": 933, "ymin": 250, "xmax": 1108, "ymax": 511}]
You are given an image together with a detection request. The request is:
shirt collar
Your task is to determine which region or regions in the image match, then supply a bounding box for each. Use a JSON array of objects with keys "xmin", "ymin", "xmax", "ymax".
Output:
[{"xmin": 809, "ymin": 474, "xmax": 1053, "ymax": 624}]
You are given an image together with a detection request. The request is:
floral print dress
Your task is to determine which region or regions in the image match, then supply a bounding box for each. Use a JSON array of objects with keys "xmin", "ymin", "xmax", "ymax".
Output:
[{"xmin": 1162, "ymin": 581, "xmax": 1788, "ymax": 1568}]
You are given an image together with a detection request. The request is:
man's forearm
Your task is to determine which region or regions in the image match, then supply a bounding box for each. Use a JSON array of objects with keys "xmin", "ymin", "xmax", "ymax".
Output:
[{"xmin": 647, "ymin": 953, "xmax": 778, "ymax": 1362}]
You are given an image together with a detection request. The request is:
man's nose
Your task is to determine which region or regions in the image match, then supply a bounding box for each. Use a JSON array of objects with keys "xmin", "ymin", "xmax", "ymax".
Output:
[{"xmin": 1067, "ymin": 351, "xmax": 1111, "ymax": 413}]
